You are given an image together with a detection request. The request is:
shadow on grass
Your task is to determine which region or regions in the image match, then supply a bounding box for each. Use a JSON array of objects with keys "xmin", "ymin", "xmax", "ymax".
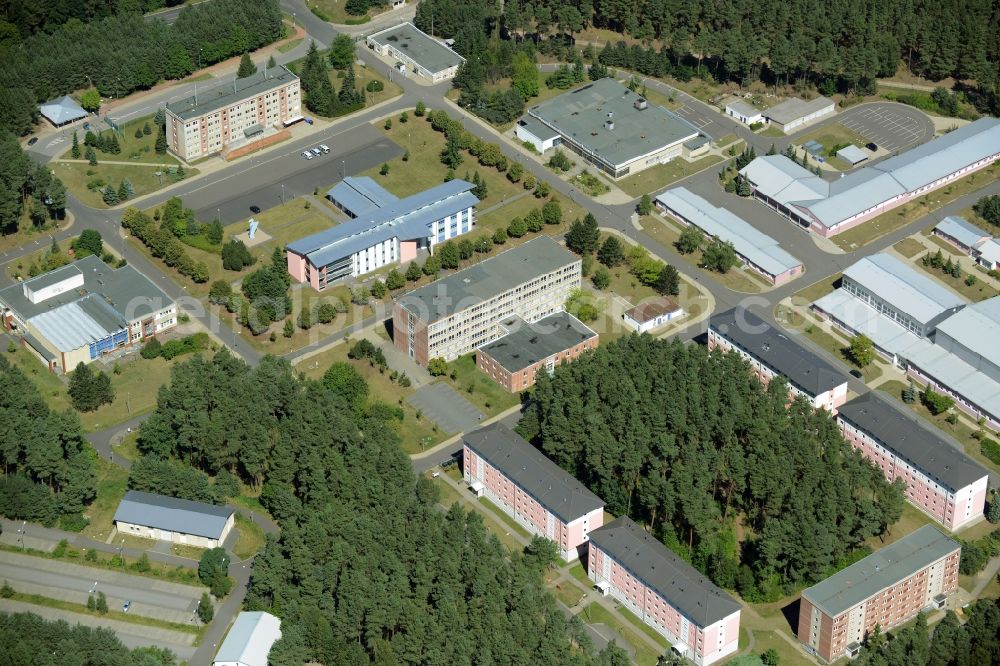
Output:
[{"xmin": 780, "ymin": 598, "xmax": 801, "ymax": 635}]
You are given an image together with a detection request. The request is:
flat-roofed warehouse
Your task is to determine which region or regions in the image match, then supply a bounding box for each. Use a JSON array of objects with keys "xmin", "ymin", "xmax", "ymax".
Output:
[
  {"xmin": 522, "ymin": 78, "xmax": 705, "ymax": 179},
  {"xmin": 113, "ymin": 490, "xmax": 235, "ymax": 549},
  {"xmin": 366, "ymin": 22, "xmax": 465, "ymax": 82}
]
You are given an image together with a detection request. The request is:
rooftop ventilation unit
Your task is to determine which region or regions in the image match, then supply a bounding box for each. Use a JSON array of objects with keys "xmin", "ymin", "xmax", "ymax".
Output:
[
  {"xmin": 634, "ymin": 98, "xmax": 648, "ymax": 110},
  {"xmin": 605, "ymin": 120, "xmax": 615, "ymax": 131}
]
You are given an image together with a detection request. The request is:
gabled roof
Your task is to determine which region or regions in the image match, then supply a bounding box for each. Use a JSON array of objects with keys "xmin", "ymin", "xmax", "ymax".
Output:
[
  {"xmin": 836, "ymin": 144, "xmax": 868, "ymax": 165},
  {"xmin": 326, "ymin": 176, "xmax": 398, "ymax": 218},
  {"xmin": 802, "ymin": 525, "xmax": 959, "ymax": 619},
  {"xmin": 739, "ymin": 155, "xmax": 828, "ymax": 208},
  {"xmin": 463, "ymin": 423, "xmax": 603, "ymax": 524},
  {"xmin": 29, "ymin": 294, "xmax": 127, "ymax": 352},
  {"xmin": 841, "ymin": 253, "xmax": 966, "ymax": 326},
  {"xmin": 764, "ymin": 96, "xmax": 834, "ymax": 124},
  {"xmin": 39, "ymin": 95, "xmax": 87, "ymax": 125},
  {"xmin": 625, "ymin": 297, "xmax": 683, "ymax": 324},
  {"xmin": 725, "ymin": 100, "xmax": 761, "ymax": 117},
  {"xmin": 710, "ymin": 308, "xmax": 849, "ymax": 397},
  {"xmin": 838, "ymin": 392, "xmax": 988, "ymax": 492},
  {"xmin": 934, "ymin": 216, "xmax": 990, "ymax": 248},
  {"xmin": 113, "ymin": 490, "xmax": 233, "ymax": 540},
  {"xmin": 589, "ymin": 516, "xmax": 740, "ymax": 628},
  {"xmin": 976, "ymin": 238, "xmax": 1000, "ymax": 265},
  {"xmin": 214, "ymin": 612, "xmax": 281, "ymax": 666}
]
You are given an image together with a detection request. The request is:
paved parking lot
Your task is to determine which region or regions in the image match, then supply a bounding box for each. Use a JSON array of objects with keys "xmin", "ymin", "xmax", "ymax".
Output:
[
  {"xmin": 407, "ymin": 382, "xmax": 484, "ymax": 434},
  {"xmin": 835, "ymin": 103, "xmax": 935, "ymax": 152}
]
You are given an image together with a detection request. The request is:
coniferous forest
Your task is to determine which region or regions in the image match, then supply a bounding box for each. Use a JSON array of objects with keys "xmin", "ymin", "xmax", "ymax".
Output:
[
  {"xmin": 518, "ymin": 335, "xmax": 906, "ymax": 601},
  {"xmin": 0, "ymin": 0, "xmax": 284, "ymax": 135}
]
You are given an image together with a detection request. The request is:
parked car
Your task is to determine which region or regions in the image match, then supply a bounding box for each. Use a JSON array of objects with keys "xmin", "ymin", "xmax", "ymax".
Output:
[
  {"xmin": 249, "ymin": 205, "xmax": 261, "ymax": 214},
  {"xmin": 311, "ymin": 147, "xmax": 322, "ymax": 156},
  {"xmin": 26, "ymin": 137, "xmax": 37, "ymax": 146},
  {"xmin": 849, "ymin": 369, "xmax": 864, "ymax": 379},
  {"xmin": 866, "ymin": 142, "xmax": 878, "ymax": 151},
  {"xmin": 122, "ymin": 600, "xmax": 132, "ymax": 613},
  {"xmin": 304, "ymin": 117, "xmax": 314, "ymax": 125},
  {"xmin": 302, "ymin": 151, "xmax": 314, "ymax": 160},
  {"xmin": 83, "ymin": 122, "xmax": 91, "ymax": 130},
  {"xmin": 319, "ymin": 144, "xmax": 330, "ymax": 153}
]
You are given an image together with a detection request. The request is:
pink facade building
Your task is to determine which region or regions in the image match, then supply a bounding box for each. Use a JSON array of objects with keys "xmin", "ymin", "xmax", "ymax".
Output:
[
  {"xmin": 463, "ymin": 424, "xmax": 604, "ymax": 561},
  {"xmin": 799, "ymin": 525, "xmax": 960, "ymax": 662},
  {"xmin": 837, "ymin": 393, "xmax": 988, "ymax": 531},
  {"xmin": 588, "ymin": 517, "xmax": 741, "ymax": 666},
  {"xmin": 708, "ymin": 308, "xmax": 849, "ymax": 413}
]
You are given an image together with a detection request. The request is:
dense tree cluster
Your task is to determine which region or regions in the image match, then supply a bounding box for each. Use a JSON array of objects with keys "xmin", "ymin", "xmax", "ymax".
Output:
[
  {"xmin": 121, "ymin": 207, "xmax": 209, "ymax": 283},
  {"xmin": 297, "ymin": 42, "xmax": 364, "ymax": 118},
  {"xmin": 0, "ymin": 355, "xmax": 96, "ymax": 524},
  {"xmin": 0, "ymin": 611, "xmax": 177, "ymax": 666},
  {"xmin": 136, "ymin": 350, "xmax": 626, "ymax": 664},
  {"xmin": 518, "ymin": 336, "xmax": 904, "ymax": 599},
  {"xmin": 1, "ymin": 1, "xmax": 185, "ymax": 39},
  {"xmin": 0, "ymin": 0, "xmax": 283, "ymax": 135},
  {"xmin": 67, "ymin": 361, "xmax": 114, "ymax": 412},
  {"xmin": 0, "ymin": 132, "xmax": 66, "ymax": 235}
]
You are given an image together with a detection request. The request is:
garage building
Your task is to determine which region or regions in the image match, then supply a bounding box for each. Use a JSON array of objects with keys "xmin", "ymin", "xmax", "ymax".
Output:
[
  {"xmin": 113, "ymin": 490, "xmax": 235, "ymax": 549},
  {"xmin": 764, "ymin": 96, "xmax": 834, "ymax": 134},
  {"xmin": 366, "ymin": 22, "xmax": 465, "ymax": 82}
]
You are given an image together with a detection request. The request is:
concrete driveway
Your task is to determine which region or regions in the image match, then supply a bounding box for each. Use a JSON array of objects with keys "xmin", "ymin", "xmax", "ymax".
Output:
[{"xmin": 407, "ymin": 382, "xmax": 484, "ymax": 434}]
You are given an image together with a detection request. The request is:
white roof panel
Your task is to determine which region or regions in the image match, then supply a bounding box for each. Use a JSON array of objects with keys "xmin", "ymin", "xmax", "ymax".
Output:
[
  {"xmin": 214, "ymin": 612, "xmax": 281, "ymax": 666},
  {"xmin": 935, "ymin": 216, "xmax": 990, "ymax": 248},
  {"xmin": 842, "ymin": 254, "xmax": 967, "ymax": 325},
  {"xmin": 934, "ymin": 297, "xmax": 1000, "ymax": 365}
]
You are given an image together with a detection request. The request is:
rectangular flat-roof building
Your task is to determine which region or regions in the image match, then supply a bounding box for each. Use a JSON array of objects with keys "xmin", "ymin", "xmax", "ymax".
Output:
[
  {"xmin": 655, "ymin": 187, "xmax": 803, "ymax": 285},
  {"xmin": 708, "ymin": 308, "xmax": 849, "ymax": 413},
  {"xmin": 214, "ymin": 611, "xmax": 282, "ymax": 666},
  {"xmin": 798, "ymin": 525, "xmax": 960, "ymax": 662},
  {"xmin": 838, "ymin": 392, "xmax": 988, "ymax": 530},
  {"xmin": 764, "ymin": 96, "xmax": 834, "ymax": 134},
  {"xmin": 724, "ymin": 99, "xmax": 763, "ymax": 126},
  {"xmin": 476, "ymin": 312, "xmax": 598, "ymax": 392},
  {"xmin": 393, "ymin": 236, "xmax": 580, "ymax": 366},
  {"xmin": 514, "ymin": 116, "xmax": 562, "ymax": 154},
  {"xmin": 741, "ymin": 118, "xmax": 1000, "ymax": 237},
  {"xmin": 113, "ymin": 490, "xmax": 235, "ymax": 549},
  {"xmin": 366, "ymin": 22, "xmax": 465, "ymax": 82},
  {"xmin": 933, "ymin": 216, "xmax": 990, "ymax": 255},
  {"xmin": 523, "ymin": 78, "xmax": 703, "ymax": 179},
  {"xmin": 588, "ymin": 517, "xmax": 741, "ymax": 666},
  {"xmin": 0, "ymin": 255, "xmax": 176, "ymax": 373},
  {"xmin": 165, "ymin": 66, "xmax": 301, "ymax": 161},
  {"xmin": 622, "ymin": 297, "xmax": 686, "ymax": 333},
  {"xmin": 837, "ymin": 144, "xmax": 869, "ymax": 165},
  {"xmin": 287, "ymin": 179, "xmax": 478, "ymax": 289},
  {"xmin": 463, "ymin": 423, "xmax": 604, "ymax": 560}
]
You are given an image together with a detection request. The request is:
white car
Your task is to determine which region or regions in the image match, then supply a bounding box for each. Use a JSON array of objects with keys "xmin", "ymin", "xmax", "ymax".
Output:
[
  {"xmin": 311, "ymin": 147, "xmax": 322, "ymax": 156},
  {"xmin": 302, "ymin": 151, "xmax": 314, "ymax": 160},
  {"xmin": 319, "ymin": 144, "xmax": 330, "ymax": 153}
]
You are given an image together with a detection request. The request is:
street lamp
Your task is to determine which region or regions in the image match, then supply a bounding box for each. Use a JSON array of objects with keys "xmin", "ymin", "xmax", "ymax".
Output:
[
  {"xmin": 280, "ymin": 183, "xmax": 285, "ymax": 204},
  {"xmin": 18, "ymin": 521, "xmax": 25, "ymax": 550},
  {"xmin": 292, "ymin": 12, "xmax": 296, "ymax": 27},
  {"xmin": 342, "ymin": 160, "xmax": 345, "ymax": 178}
]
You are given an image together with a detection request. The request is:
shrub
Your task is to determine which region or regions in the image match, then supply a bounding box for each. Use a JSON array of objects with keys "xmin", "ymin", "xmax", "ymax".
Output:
[
  {"xmin": 981, "ymin": 437, "xmax": 1000, "ymax": 466},
  {"xmin": 921, "ymin": 387, "xmax": 954, "ymax": 415}
]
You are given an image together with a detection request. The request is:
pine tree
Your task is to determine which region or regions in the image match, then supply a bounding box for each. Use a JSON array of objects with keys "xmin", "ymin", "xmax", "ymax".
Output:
[
  {"xmin": 197, "ymin": 592, "xmax": 214, "ymax": 623},
  {"xmin": 96, "ymin": 592, "xmax": 108, "ymax": 614},
  {"xmin": 102, "ymin": 186, "xmax": 120, "ymax": 206},
  {"xmin": 237, "ymin": 53, "xmax": 257, "ymax": 79},
  {"xmin": 565, "ymin": 214, "xmax": 600, "ymax": 254},
  {"xmin": 267, "ymin": 55, "xmax": 277, "ymax": 69},
  {"xmin": 86, "ymin": 147, "xmax": 97, "ymax": 165},
  {"xmin": 71, "ymin": 132, "xmax": 80, "ymax": 159},
  {"xmin": 155, "ymin": 128, "xmax": 167, "ymax": 155},
  {"xmin": 471, "ymin": 171, "xmax": 488, "ymax": 199},
  {"xmin": 142, "ymin": 122, "xmax": 151, "ymax": 136}
]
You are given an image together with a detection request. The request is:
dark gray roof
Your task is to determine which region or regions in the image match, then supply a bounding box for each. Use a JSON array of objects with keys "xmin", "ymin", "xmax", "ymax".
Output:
[
  {"xmin": 478, "ymin": 312, "xmax": 596, "ymax": 373},
  {"xmin": 802, "ymin": 525, "xmax": 959, "ymax": 618},
  {"xmin": 0, "ymin": 255, "xmax": 174, "ymax": 324},
  {"xmin": 367, "ymin": 22, "xmax": 465, "ymax": 74},
  {"xmin": 166, "ymin": 66, "xmax": 298, "ymax": 121},
  {"xmin": 397, "ymin": 236, "xmax": 579, "ymax": 322},
  {"xmin": 589, "ymin": 516, "xmax": 741, "ymax": 628},
  {"xmin": 838, "ymin": 392, "xmax": 988, "ymax": 492},
  {"xmin": 463, "ymin": 423, "xmax": 603, "ymax": 523},
  {"xmin": 516, "ymin": 116, "xmax": 560, "ymax": 141},
  {"xmin": 113, "ymin": 490, "xmax": 233, "ymax": 540},
  {"xmin": 710, "ymin": 308, "xmax": 849, "ymax": 397},
  {"xmin": 527, "ymin": 78, "xmax": 702, "ymax": 168}
]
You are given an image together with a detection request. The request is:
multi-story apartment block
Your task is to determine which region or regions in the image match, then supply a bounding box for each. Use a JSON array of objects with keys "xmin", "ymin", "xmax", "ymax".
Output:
[
  {"xmin": 165, "ymin": 66, "xmax": 301, "ymax": 161},
  {"xmin": 708, "ymin": 308, "xmax": 849, "ymax": 413},
  {"xmin": 798, "ymin": 525, "xmax": 960, "ymax": 662},
  {"xmin": 393, "ymin": 236, "xmax": 581, "ymax": 366},
  {"xmin": 462, "ymin": 424, "xmax": 604, "ymax": 561},
  {"xmin": 588, "ymin": 517, "xmax": 741, "ymax": 666},
  {"xmin": 837, "ymin": 393, "xmax": 988, "ymax": 531}
]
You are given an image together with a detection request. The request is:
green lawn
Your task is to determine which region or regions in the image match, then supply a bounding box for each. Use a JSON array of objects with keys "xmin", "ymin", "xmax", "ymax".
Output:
[
  {"xmin": 791, "ymin": 272, "xmax": 842, "ymax": 306},
  {"xmin": 5, "ymin": 237, "xmax": 79, "ymax": 282},
  {"xmin": 797, "ymin": 319, "xmax": 882, "ymax": 382},
  {"xmin": 479, "ymin": 497, "xmax": 533, "ymax": 540},
  {"xmin": 232, "ymin": 514, "xmax": 266, "ymax": 560},
  {"xmin": 472, "ymin": 194, "xmax": 586, "ymax": 241},
  {"xmin": 926, "ymin": 233, "xmax": 966, "ymax": 256},
  {"xmin": 60, "ymin": 115, "xmax": 180, "ymax": 166},
  {"xmin": 617, "ymin": 605, "xmax": 672, "ymax": 652},
  {"xmin": 0, "ymin": 207, "xmax": 66, "ymax": 254},
  {"xmin": 277, "ymin": 37, "xmax": 304, "ymax": 54},
  {"xmin": 794, "ymin": 122, "xmax": 868, "ymax": 171},
  {"xmin": 76, "ymin": 356, "xmax": 175, "ymax": 432},
  {"xmin": 438, "ymin": 354, "xmax": 520, "ymax": 416},
  {"xmin": 870, "ymin": 502, "xmax": 936, "ymax": 549},
  {"xmin": 579, "ymin": 602, "xmax": 663, "ymax": 666},
  {"xmin": 81, "ymin": 456, "xmax": 130, "ymax": 541},
  {"xmin": 309, "ymin": 0, "xmax": 375, "ymax": 23},
  {"xmin": 893, "ymin": 238, "xmax": 925, "ymax": 259},
  {"xmin": 554, "ymin": 582, "xmax": 585, "ymax": 608},
  {"xmin": 618, "ymin": 155, "xmax": 724, "ymax": 198},
  {"xmin": 6, "ymin": 590, "xmax": 201, "ymax": 636},
  {"xmin": 568, "ymin": 561, "xmax": 591, "ymax": 586},
  {"xmin": 749, "ymin": 631, "xmax": 808, "ymax": 666},
  {"xmin": 53, "ymin": 161, "xmax": 196, "ymax": 209},
  {"xmin": 911, "ymin": 257, "xmax": 999, "ymax": 302}
]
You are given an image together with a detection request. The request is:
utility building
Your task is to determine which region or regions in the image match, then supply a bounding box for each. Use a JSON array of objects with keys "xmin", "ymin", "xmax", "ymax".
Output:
[{"xmin": 113, "ymin": 490, "xmax": 235, "ymax": 549}]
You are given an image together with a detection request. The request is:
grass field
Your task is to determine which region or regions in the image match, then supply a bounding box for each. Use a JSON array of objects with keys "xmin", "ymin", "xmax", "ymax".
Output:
[
  {"xmin": 277, "ymin": 37, "xmax": 304, "ymax": 53},
  {"xmin": 0, "ymin": 207, "xmax": 67, "ymax": 254},
  {"xmin": 925, "ymin": 233, "xmax": 966, "ymax": 256},
  {"xmin": 893, "ymin": 238, "xmax": 925, "ymax": 259},
  {"xmin": 60, "ymin": 115, "xmax": 180, "ymax": 166},
  {"xmin": 77, "ymin": 356, "xmax": 175, "ymax": 432},
  {"xmin": 554, "ymin": 582, "xmax": 585, "ymax": 608},
  {"xmin": 579, "ymin": 602, "xmax": 663, "ymax": 666},
  {"xmin": 309, "ymin": 0, "xmax": 377, "ymax": 23},
  {"xmin": 794, "ymin": 122, "xmax": 868, "ymax": 171},
  {"xmin": 791, "ymin": 273, "xmax": 842, "ymax": 306},
  {"xmin": 438, "ymin": 354, "xmax": 520, "ymax": 416},
  {"xmin": 5, "ymin": 590, "xmax": 201, "ymax": 635},
  {"xmin": 232, "ymin": 514, "xmax": 266, "ymax": 560},
  {"xmin": 5, "ymin": 237, "xmax": 77, "ymax": 281},
  {"xmin": 910, "ymin": 257, "xmax": 999, "ymax": 302},
  {"xmin": 54, "ymin": 161, "xmax": 195, "ymax": 209},
  {"xmin": 618, "ymin": 155, "xmax": 724, "ymax": 198},
  {"xmin": 479, "ymin": 497, "xmax": 532, "ymax": 540},
  {"xmin": 81, "ymin": 456, "xmax": 130, "ymax": 541},
  {"xmin": 798, "ymin": 319, "xmax": 882, "ymax": 382}
]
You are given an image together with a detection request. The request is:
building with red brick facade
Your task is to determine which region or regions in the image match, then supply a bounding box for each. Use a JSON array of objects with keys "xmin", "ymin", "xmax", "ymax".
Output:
[
  {"xmin": 476, "ymin": 311, "xmax": 598, "ymax": 392},
  {"xmin": 393, "ymin": 237, "xmax": 580, "ymax": 366},
  {"xmin": 798, "ymin": 525, "xmax": 960, "ymax": 662},
  {"xmin": 837, "ymin": 393, "xmax": 988, "ymax": 531},
  {"xmin": 587, "ymin": 517, "xmax": 741, "ymax": 666},
  {"xmin": 463, "ymin": 424, "xmax": 604, "ymax": 561}
]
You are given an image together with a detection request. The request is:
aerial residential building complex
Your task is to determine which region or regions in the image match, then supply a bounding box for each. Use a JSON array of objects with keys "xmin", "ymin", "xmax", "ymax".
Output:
[
  {"xmin": 463, "ymin": 424, "xmax": 604, "ymax": 561},
  {"xmin": 366, "ymin": 22, "xmax": 465, "ymax": 82},
  {"xmin": 798, "ymin": 525, "xmax": 960, "ymax": 662},
  {"xmin": 739, "ymin": 117, "xmax": 1000, "ymax": 236},
  {"xmin": 655, "ymin": 187, "xmax": 803, "ymax": 285},
  {"xmin": 476, "ymin": 311, "xmax": 598, "ymax": 392},
  {"xmin": 393, "ymin": 236, "xmax": 581, "ymax": 366},
  {"xmin": 812, "ymin": 253, "xmax": 1000, "ymax": 428},
  {"xmin": 517, "ymin": 78, "xmax": 704, "ymax": 179},
  {"xmin": 762, "ymin": 96, "xmax": 835, "ymax": 134},
  {"xmin": 0, "ymin": 256, "xmax": 176, "ymax": 373},
  {"xmin": 213, "ymin": 611, "xmax": 282, "ymax": 666},
  {"xmin": 837, "ymin": 392, "xmax": 988, "ymax": 530},
  {"xmin": 287, "ymin": 179, "xmax": 478, "ymax": 289},
  {"xmin": 164, "ymin": 66, "xmax": 302, "ymax": 161},
  {"xmin": 708, "ymin": 308, "xmax": 849, "ymax": 413},
  {"xmin": 588, "ymin": 517, "xmax": 742, "ymax": 666},
  {"xmin": 113, "ymin": 490, "xmax": 235, "ymax": 549},
  {"xmin": 622, "ymin": 297, "xmax": 686, "ymax": 333}
]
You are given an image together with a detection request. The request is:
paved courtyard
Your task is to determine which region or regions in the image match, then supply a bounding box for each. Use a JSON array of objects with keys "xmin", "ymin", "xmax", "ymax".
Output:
[{"xmin": 407, "ymin": 382, "xmax": 484, "ymax": 434}]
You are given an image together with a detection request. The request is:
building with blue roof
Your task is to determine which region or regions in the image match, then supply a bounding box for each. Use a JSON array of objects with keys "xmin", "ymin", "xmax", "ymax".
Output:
[
  {"xmin": 655, "ymin": 187, "xmax": 803, "ymax": 285},
  {"xmin": 740, "ymin": 117, "xmax": 1000, "ymax": 237},
  {"xmin": 286, "ymin": 179, "xmax": 478, "ymax": 290}
]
